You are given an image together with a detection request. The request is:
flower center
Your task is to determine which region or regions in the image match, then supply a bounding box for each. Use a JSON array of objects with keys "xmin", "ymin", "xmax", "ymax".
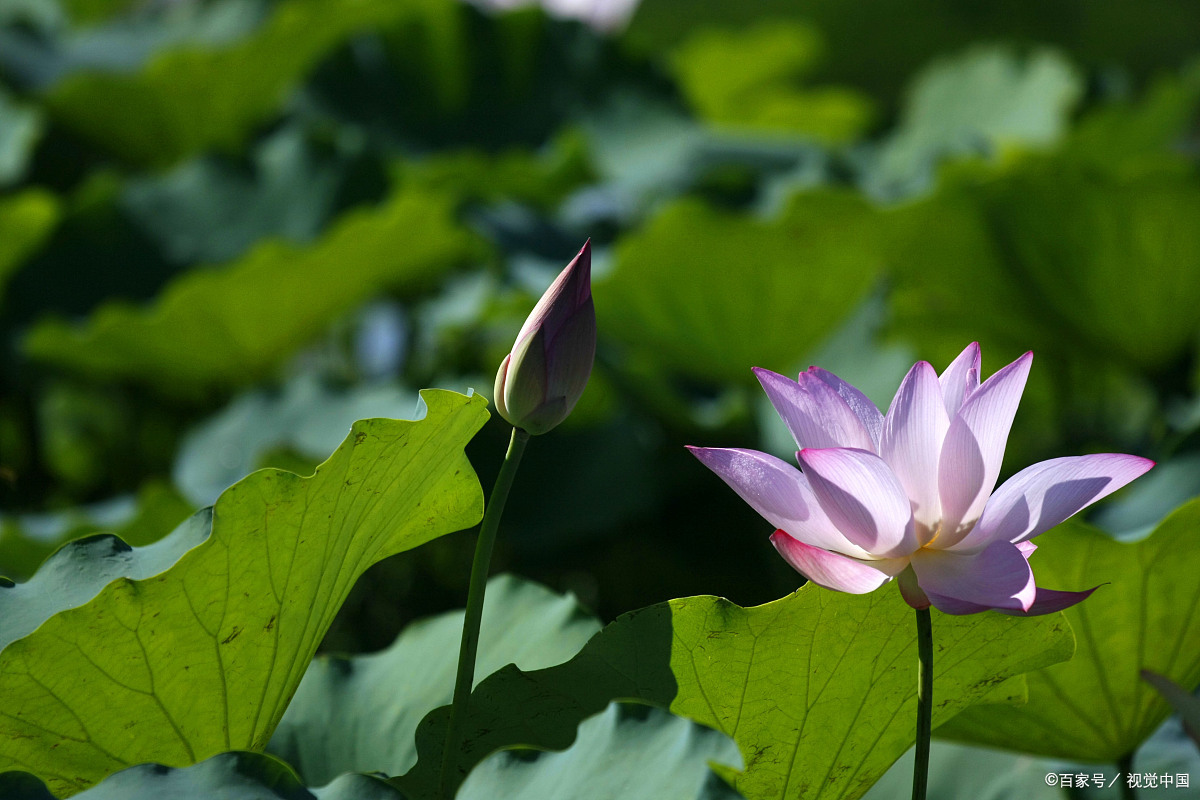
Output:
[{"xmin": 917, "ymin": 519, "xmax": 974, "ymax": 551}]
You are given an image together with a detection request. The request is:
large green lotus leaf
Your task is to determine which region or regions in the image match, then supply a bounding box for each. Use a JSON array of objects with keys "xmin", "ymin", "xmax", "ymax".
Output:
[
  {"xmin": 22, "ymin": 186, "xmax": 485, "ymax": 395},
  {"xmin": 268, "ymin": 574, "xmax": 602, "ymax": 786},
  {"xmin": 459, "ymin": 702, "xmax": 743, "ymax": 800},
  {"xmin": 595, "ymin": 190, "xmax": 882, "ymax": 386},
  {"xmin": 0, "ymin": 481, "xmax": 193, "ymax": 583},
  {"xmin": 0, "ymin": 190, "xmax": 59, "ymax": 299},
  {"xmin": 937, "ymin": 501, "xmax": 1200, "ymax": 762},
  {"xmin": 396, "ymin": 584, "xmax": 1073, "ymax": 800},
  {"xmin": 0, "ymin": 390, "xmax": 488, "ymax": 796},
  {"xmin": 668, "ymin": 21, "xmax": 872, "ymax": 144},
  {"xmin": 0, "ymin": 752, "xmax": 403, "ymax": 800},
  {"xmin": 43, "ymin": 0, "xmax": 462, "ymax": 167}
]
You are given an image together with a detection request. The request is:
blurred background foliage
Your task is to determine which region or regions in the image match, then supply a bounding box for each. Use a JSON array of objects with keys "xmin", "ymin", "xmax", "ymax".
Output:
[{"xmin": 3, "ymin": 0, "xmax": 1200, "ymax": 772}]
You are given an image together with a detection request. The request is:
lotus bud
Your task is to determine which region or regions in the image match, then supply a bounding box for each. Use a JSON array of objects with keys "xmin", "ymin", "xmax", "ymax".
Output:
[{"xmin": 494, "ymin": 240, "xmax": 596, "ymax": 435}]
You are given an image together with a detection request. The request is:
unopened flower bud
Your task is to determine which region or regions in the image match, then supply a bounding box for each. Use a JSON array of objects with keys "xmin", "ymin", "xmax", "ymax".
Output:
[{"xmin": 494, "ymin": 240, "xmax": 596, "ymax": 435}]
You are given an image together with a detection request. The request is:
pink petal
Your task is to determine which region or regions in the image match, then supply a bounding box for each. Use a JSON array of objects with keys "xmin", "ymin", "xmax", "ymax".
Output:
[
  {"xmin": 998, "ymin": 586, "xmax": 1097, "ymax": 615},
  {"xmin": 770, "ymin": 531, "xmax": 906, "ymax": 593},
  {"xmin": 687, "ymin": 446, "xmax": 870, "ymax": 557},
  {"xmin": 910, "ymin": 539, "xmax": 1036, "ymax": 612},
  {"xmin": 806, "ymin": 367, "xmax": 885, "ymax": 449},
  {"xmin": 926, "ymin": 585, "xmax": 1097, "ymax": 616},
  {"xmin": 754, "ymin": 368, "xmax": 875, "ymax": 452},
  {"xmin": 797, "ymin": 447, "xmax": 918, "ymax": 557},
  {"xmin": 937, "ymin": 351, "xmax": 1033, "ymax": 540},
  {"xmin": 938, "ymin": 342, "xmax": 981, "ymax": 417},
  {"xmin": 951, "ymin": 454, "xmax": 1156, "ymax": 552},
  {"xmin": 880, "ymin": 361, "xmax": 949, "ymax": 535}
]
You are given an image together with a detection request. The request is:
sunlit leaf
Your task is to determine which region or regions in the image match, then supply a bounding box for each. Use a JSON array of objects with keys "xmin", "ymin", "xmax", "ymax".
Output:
[
  {"xmin": 937, "ymin": 500, "xmax": 1200, "ymax": 762},
  {"xmin": 269, "ymin": 574, "xmax": 601, "ymax": 785},
  {"xmin": 397, "ymin": 584, "xmax": 1073, "ymax": 799},
  {"xmin": 0, "ymin": 390, "xmax": 488, "ymax": 796},
  {"xmin": 23, "ymin": 186, "xmax": 485, "ymax": 395}
]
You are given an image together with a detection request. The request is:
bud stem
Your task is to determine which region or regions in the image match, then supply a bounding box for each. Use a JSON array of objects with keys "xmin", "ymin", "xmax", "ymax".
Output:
[
  {"xmin": 439, "ymin": 426, "xmax": 530, "ymax": 800},
  {"xmin": 912, "ymin": 607, "xmax": 933, "ymax": 800}
]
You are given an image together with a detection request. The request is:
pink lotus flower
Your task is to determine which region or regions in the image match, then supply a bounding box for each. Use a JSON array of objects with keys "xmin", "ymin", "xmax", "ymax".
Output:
[{"xmin": 688, "ymin": 344, "xmax": 1154, "ymax": 615}]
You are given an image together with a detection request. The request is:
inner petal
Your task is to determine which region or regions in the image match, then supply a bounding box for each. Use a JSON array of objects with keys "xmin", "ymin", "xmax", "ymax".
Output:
[{"xmin": 880, "ymin": 360, "xmax": 949, "ymax": 532}]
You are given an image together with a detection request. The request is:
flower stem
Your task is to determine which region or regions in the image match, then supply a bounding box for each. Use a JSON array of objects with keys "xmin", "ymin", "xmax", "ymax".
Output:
[
  {"xmin": 439, "ymin": 426, "xmax": 530, "ymax": 800},
  {"xmin": 1118, "ymin": 752, "xmax": 1137, "ymax": 800},
  {"xmin": 912, "ymin": 607, "xmax": 933, "ymax": 800}
]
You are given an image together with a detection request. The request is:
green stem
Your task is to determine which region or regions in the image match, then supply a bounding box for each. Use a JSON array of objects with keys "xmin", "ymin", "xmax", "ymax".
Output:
[
  {"xmin": 912, "ymin": 607, "xmax": 933, "ymax": 800},
  {"xmin": 1118, "ymin": 752, "xmax": 1137, "ymax": 800},
  {"xmin": 439, "ymin": 426, "xmax": 530, "ymax": 800}
]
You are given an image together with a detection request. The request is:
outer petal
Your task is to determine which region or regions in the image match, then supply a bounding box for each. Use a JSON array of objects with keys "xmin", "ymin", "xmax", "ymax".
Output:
[
  {"xmin": 687, "ymin": 446, "xmax": 871, "ymax": 557},
  {"xmin": 950, "ymin": 454, "xmax": 1156, "ymax": 552},
  {"xmin": 797, "ymin": 447, "xmax": 918, "ymax": 557},
  {"xmin": 937, "ymin": 351, "xmax": 1033, "ymax": 541},
  {"xmin": 754, "ymin": 368, "xmax": 875, "ymax": 452},
  {"xmin": 938, "ymin": 342, "xmax": 981, "ymax": 417},
  {"xmin": 910, "ymin": 539, "xmax": 1036, "ymax": 612},
  {"xmin": 770, "ymin": 531, "xmax": 906, "ymax": 593},
  {"xmin": 925, "ymin": 585, "xmax": 1097, "ymax": 616},
  {"xmin": 880, "ymin": 361, "xmax": 949, "ymax": 535},
  {"xmin": 806, "ymin": 367, "xmax": 885, "ymax": 449}
]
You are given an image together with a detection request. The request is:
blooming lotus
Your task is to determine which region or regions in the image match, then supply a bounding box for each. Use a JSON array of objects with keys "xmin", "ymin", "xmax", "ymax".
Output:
[{"xmin": 688, "ymin": 344, "xmax": 1153, "ymax": 615}]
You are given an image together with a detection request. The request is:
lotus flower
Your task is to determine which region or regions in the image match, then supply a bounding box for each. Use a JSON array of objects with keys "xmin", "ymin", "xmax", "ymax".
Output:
[
  {"xmin": 494, "ymin": 240, "xmax": 596, "ymax": 435},
  {"xmin": 688, "ymin": 344, "xmax": 1154, "ymax": 615}
]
